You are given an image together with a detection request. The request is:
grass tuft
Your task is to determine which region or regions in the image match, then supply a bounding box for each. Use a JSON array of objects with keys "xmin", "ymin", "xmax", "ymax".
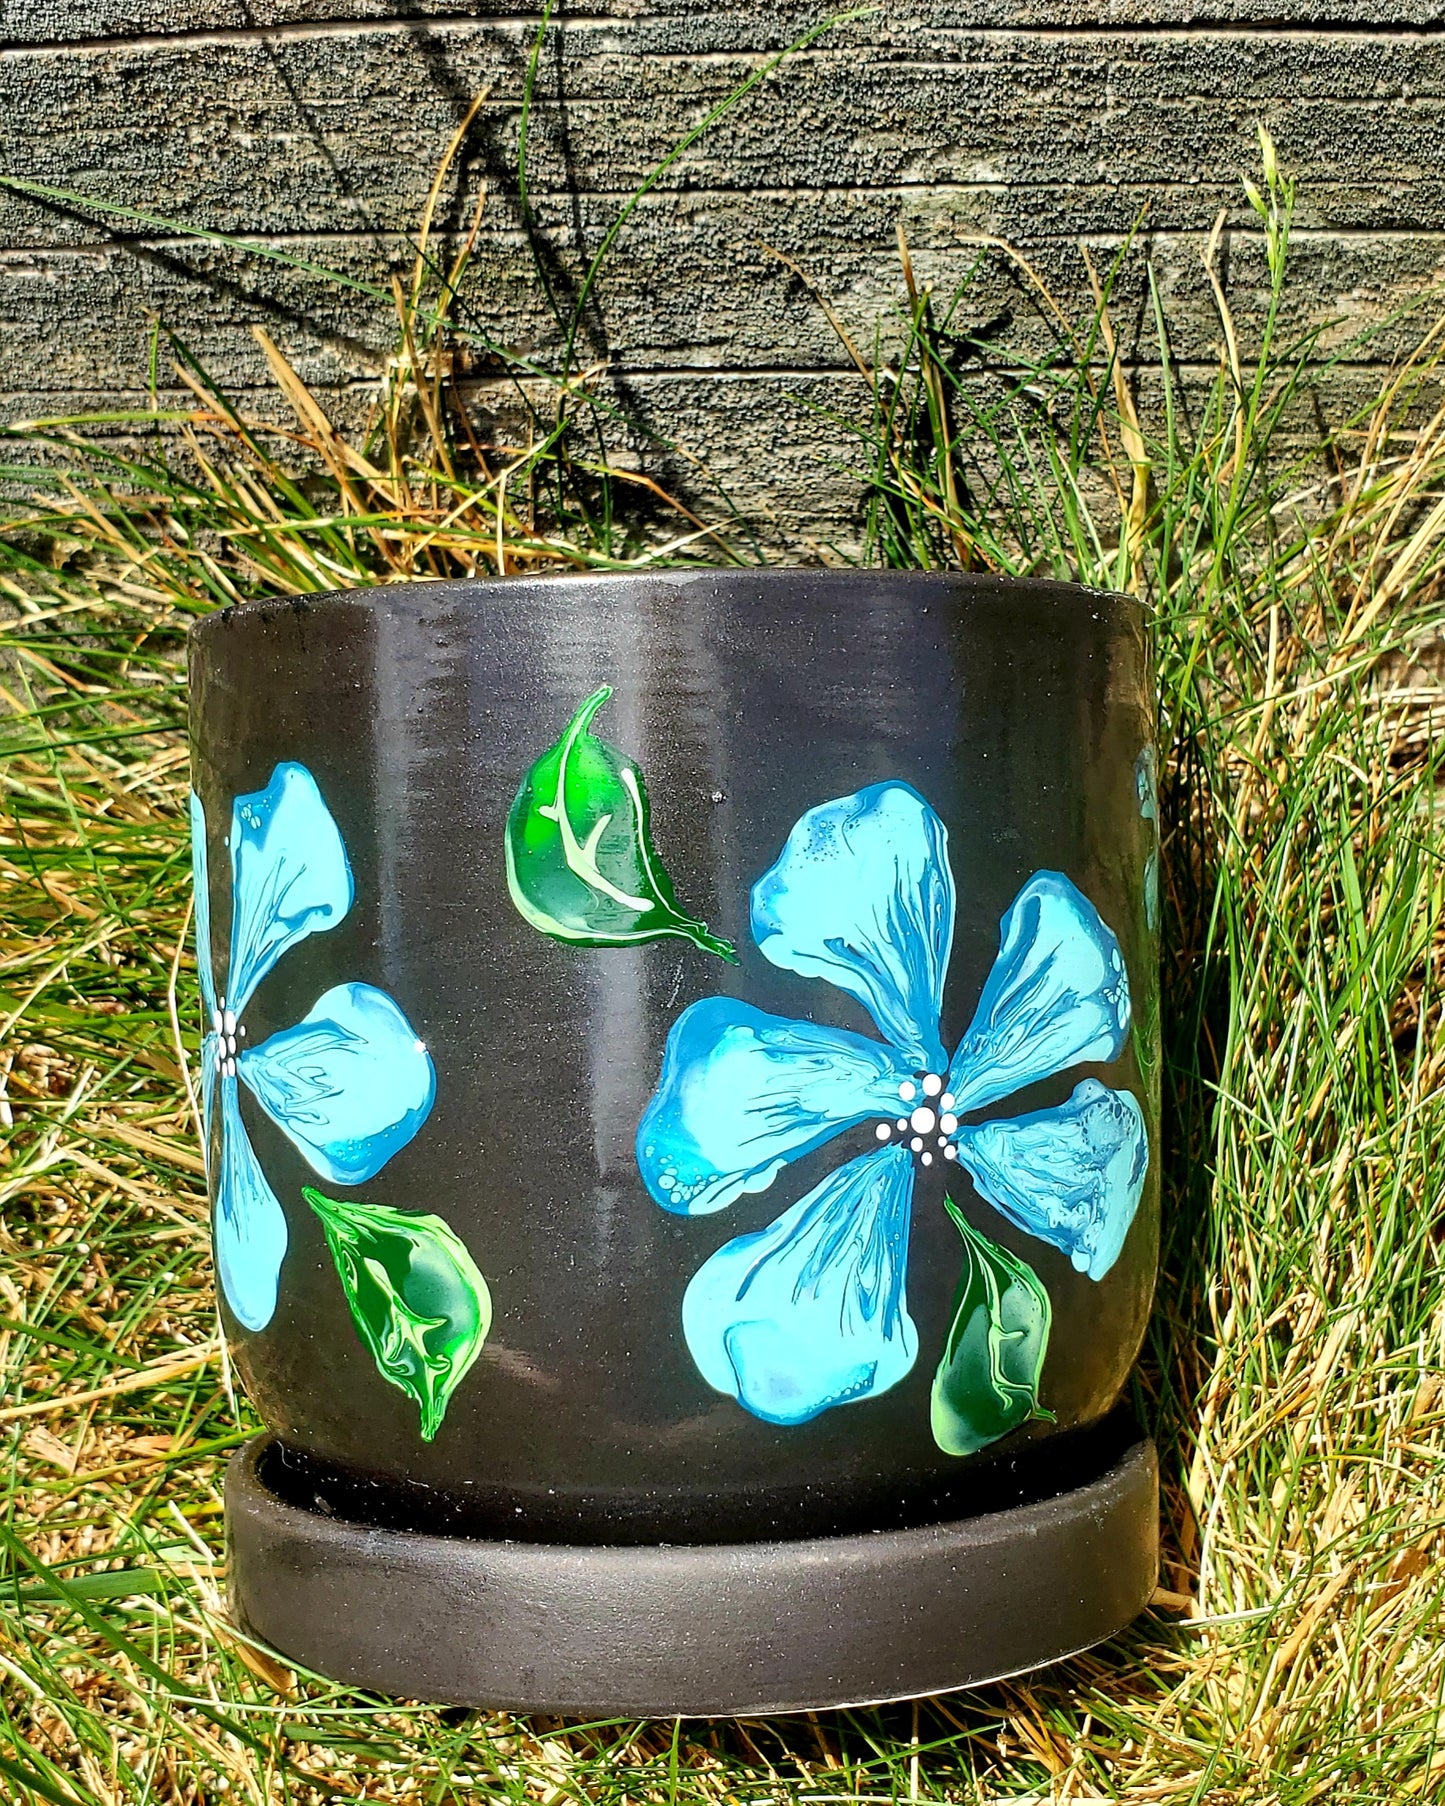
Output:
[{"xmin": 2, "ymin": 128, "xmax": 1444, "ymax": 1802}]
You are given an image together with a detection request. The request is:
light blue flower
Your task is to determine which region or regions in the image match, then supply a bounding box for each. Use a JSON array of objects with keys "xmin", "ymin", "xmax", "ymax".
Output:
[
  {"xmin": 189, "ymin": 763, "xmax": 436, "ymax": 1332},
  {"xmin": 635, "ymin": 781, "xmax": 1148, "ymax": 1427}
]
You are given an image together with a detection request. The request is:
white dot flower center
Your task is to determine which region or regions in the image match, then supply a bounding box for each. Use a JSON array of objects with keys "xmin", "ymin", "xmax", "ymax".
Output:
[
  {"xmin": 213, "ymin": 993, "xmax": 241, "ymax": 1079},
  {"xmin": 876, "ymin": 1074, "xmax": 958, "ymax": 1165}
]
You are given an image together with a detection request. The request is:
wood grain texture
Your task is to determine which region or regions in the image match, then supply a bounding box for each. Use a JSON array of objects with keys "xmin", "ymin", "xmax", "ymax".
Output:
[
  {"xmin": 8, "ymin": 24, "xmax": 1445, "ymax": 245},
  {"xmin": 7, "ymin": 1, "xmax": 1445, "ymax": 46},
  {"xmin": 3, "ymin": 3, "xmax": 1443, "ymax": 544},
  {"xmin": 5, "ymin": 214, "xmax": 1441, "ymax": 388}
]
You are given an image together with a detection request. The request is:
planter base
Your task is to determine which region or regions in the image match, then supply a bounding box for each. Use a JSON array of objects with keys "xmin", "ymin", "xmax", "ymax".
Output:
[{"xmin": 225, "ymin": 1427, "xmax": 1158, "ymax": 1716}]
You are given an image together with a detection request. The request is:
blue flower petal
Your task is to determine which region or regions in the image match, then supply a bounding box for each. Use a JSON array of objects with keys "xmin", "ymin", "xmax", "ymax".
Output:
[
  {"xmin": 188, "ymin": 791, "xmax": 217, "ymax": 1020},
  {"xmin": 681, "ymin": 1144, "xmax": 918, "ymax": 1424},
  {"xmin": 750, "ymin": 782, "xmax": 955, "ymax": 1071},
  {"xmin": 636, "ymin": 996, "xmax": 912, "ymax": 1216},
  {"xmin": 954, "ymin": 1078, "xmax": 1148, "ymax": 1280},
  {"xmin": 200, "ymin": 1030, "xmax": 219, "ymax": 1165},
  {"xmin": 237, "ymin": 982, "xmax": 436, "ymax": 1187},
  {"xmin": 226, "ymin": 763, "xmax": 354, "ymax": 1014},
  {"xmin": 215, "ymin": 1074, "xmax": 289, "ymax": 1331},
  {"xmin": 947, "ymin": 872, "xmax": 1131, "ymax": 1114}
]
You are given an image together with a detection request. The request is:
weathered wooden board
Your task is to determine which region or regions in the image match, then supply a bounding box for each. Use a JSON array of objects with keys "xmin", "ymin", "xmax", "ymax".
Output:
[
  {"xmin": 6, "ymin": 1, "xmax": 1445, "ymax": 45},
  {"xmin": 9, "ymin": 25, "xmax": 1445, "ymax": 245},
  {"xmin": 3, "ymin": 5, "xmax": 1443, "ymax": 546},
  {"xmin": 4, "ymin": 213, "xmax": 1441, "ymax": 399}
]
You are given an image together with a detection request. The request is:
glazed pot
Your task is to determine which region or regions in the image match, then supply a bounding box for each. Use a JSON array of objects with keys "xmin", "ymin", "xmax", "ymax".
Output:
[{"xmin": 189, "ymin": 569, "xmax": 1161, "ymax": 1714}]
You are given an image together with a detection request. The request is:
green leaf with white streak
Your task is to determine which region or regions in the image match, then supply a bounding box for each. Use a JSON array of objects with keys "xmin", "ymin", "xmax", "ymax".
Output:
[
  {"xmin": 305, "ymin": 1188, "xmax": 491, "ymax": 1442},
  {"xmin": 930, "ymin": 1195, "xmax": 1055, "ymax": 1457},
  {"xmin": 505, "ymin": 684, "xmax": 736, "ymax": 960}
]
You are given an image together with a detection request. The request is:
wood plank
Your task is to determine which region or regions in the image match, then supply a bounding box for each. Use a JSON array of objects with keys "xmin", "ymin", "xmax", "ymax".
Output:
[
  {"xmin": 2, "ymin": 5, "xmax": 548, "ymax": 50},
  {"xmin": 2, "ymin": 201, "xmax": 1441, "ymax": 413},
  {"xmin": 7, "ymin": 2, "xmax": 1445, "ymax": 50},
  {"xmin": 6, "ymin": 26, "xmax": 1445, "ymax": 248}
]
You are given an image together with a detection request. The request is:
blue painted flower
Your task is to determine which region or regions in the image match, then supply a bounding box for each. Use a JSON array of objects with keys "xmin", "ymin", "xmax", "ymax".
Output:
[
  {"xmin": 635, "ymin": 781, "xmax": 1148, "ymax": 1428},
  {"xmin": 189, "ymin": 763, "xmax": 436, "ymax": 1332}
]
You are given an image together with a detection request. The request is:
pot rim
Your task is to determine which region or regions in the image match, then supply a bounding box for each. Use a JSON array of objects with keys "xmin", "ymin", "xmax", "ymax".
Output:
[{"xmin": 188, "ymin": 566, "xmax": 1145, "ymax": 646}]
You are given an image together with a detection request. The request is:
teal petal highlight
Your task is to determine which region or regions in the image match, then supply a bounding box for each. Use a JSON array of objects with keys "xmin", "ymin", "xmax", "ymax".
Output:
[
  {"xmin": 750, "ymin": 781, "xmax": 955, "ymax": 1072},
  {"xmin": 681, "ymin": 1144, "xmax": 918, "ymax": 1425},
  {"xmin": 190, "ymin": 790, "xmax": 221, "ymax": 1174},
  {"xmin": 239, "ymin": 981, "xmax": 436, "ymax": 1187},
  {"xmin": 199, "ymin": 1028, "xmax": 219, "ymax": 1166},
  {"xmin": 947, "ymin": 871, "xmax": 1131, "ymax": 1114},
  {"xmin": 227, "ymin": 762, "xmax": 354, "ymax": 1013},
  {"xmin": 188, "ymin": 790, "xmax": 217, "ymax": 1020},
  {"xmin": 954, "ymin": 1078, "xmax": 1148, "ymax": 1280},
  {"xmin": 215, "ymin": 1074, "xmax": 290, "ymax": 1331},
  {"xmin": 636, "ymin": 996, "xmax": 912, "ymax": 1216}
]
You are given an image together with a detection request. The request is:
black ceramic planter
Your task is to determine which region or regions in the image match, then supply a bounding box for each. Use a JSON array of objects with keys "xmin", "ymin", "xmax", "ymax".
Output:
[{"xmin": 189, "ymin": 569, "xmax": 1160, "ymax": 1715}]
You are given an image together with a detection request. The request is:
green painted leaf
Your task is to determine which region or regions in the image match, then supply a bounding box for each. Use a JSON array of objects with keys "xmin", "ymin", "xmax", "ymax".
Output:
[
  {"xmin": 505, "ymin": 684, "xmax": 736, "ymax": 961},
  {"xmin": 930, "ymin": 1195, "xmax": 1055, "ymax": 1457},
  {"xmin": 304, "ymin": 1188, "xmax": 491, "ymax": 1442}
]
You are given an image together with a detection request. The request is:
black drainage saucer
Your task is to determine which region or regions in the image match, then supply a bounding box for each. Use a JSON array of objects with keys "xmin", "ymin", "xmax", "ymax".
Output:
[{"xmin": 225, "ymin": 1426, "xmax": 1158, "ymax": 1717}]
